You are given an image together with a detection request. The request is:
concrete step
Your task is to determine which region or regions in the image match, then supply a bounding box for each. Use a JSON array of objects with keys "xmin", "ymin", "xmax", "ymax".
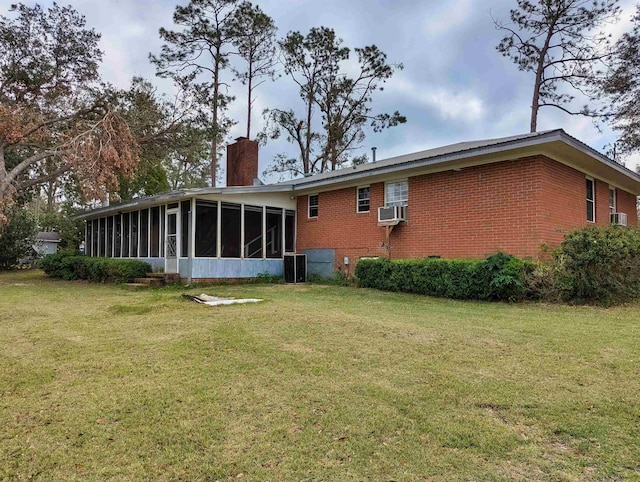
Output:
[
  {"xmin": 145, "ymin": 272, "xmax": 180, "ymax": 283},
  {"xmin": 134, "ymin": 277, "xmax": 164, "ymax": 286}
]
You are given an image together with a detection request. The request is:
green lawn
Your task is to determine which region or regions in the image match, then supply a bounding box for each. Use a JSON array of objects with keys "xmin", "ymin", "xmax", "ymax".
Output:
[{"xmin": 1, "ymin": 270, "xmax": 639, "ymax": 481}]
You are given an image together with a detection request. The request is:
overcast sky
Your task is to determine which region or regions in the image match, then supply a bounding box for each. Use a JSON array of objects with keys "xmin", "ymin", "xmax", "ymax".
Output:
[{"xmin": 2, "ymin": 0, "xmax": 639, "ymax": 182}]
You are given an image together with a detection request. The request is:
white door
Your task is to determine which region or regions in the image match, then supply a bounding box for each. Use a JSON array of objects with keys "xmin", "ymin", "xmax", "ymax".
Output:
[{"xmin": 165, "ymin": 209, "xmax": 178, "ymax": 274}]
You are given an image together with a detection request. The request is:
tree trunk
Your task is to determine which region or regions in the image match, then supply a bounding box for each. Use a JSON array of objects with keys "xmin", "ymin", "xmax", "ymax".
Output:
[
  {"xmin": 247, "ymin": 58, "xmax": 253, "ymax": 139},
  {"xmin": 46, "ymin": 179, "xmax": 56, "ymax": 211},
  {"xmin": 531, "ymin": 19, "xmax": 557, "ymax": 133},
  {"xmin": 304, "ymin": 87, "xmax": 313, "ymax": 174},
  {"xmin": 211, "ymin": 45, "xmax": 221, "ymax": 188},
  {"xmin": 0, "ymin": 145, "xmax": 6, "ymax": 199}
]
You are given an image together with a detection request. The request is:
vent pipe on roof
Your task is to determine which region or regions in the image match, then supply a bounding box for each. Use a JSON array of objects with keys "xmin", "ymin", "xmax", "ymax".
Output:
[{"xmin": 371, "ymin": 146, "xmax": 377, "ymax": 163}]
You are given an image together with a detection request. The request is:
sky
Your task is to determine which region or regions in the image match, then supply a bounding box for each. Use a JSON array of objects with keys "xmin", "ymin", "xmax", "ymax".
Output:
[{"xmin": 2, "ymin": 0, "xmax": 639, "ymax": 183}]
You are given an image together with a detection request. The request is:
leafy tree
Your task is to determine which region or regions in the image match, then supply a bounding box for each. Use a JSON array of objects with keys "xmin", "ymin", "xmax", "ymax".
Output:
[
  {"xmin": 151, "ymin": 0, "xmax": 240, "ymax": 187},
  {"xmin": 263, "ymin": 27, "xmax": 405, "ymax": 177},
  {"xmin": 495, "ymin": 0, "xmax": 620, "ymax": 132},
  {"xmin": 163, "ymin": 125, "xmax": 211, "ymax": 190},
  {"xmin": 229, "ymin": 1, "xmax": 278, "ymax": 139},
  {"xmin": 116, "ymin": 77, "xmax": 213, "ymax": 196},
  {"xmin": 604, "ymin": 4, "xmax": 640, "ymax": 154},
  {"xmin": 0, "ymin": 204, "xmax": 37, "ymax": 269},
  {"xmin": 38, "ymin": 209, "xmax": 84, "ymax": 251},
  {"xmin": 0, "ymin": 3, "xmax": 139, "ymax": 216}
]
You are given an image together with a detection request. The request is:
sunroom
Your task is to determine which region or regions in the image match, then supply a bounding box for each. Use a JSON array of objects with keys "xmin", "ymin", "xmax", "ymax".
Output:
[{"xmin": 79, "ymin": 187, "xmax": 297, "ymax": 281}]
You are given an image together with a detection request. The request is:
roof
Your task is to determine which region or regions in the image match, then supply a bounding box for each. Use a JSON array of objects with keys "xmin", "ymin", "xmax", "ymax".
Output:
[
  {"xmin": 77, "ymin": 129, "xmax": 640, "ymax": 220},
  {"xmin": 37, "ymin": 232, "xmax": 61, "ymax": 242},
  {"xmin": 278, "ymin": 130, "xmax": 559, "ymax": 186},
  {"xmin": 279, "ymin": 129, "xmax": 640, "ymax": 192}
]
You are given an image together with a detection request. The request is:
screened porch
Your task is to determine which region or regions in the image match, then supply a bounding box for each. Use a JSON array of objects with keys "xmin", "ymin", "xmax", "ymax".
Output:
[{"xmin": 84, "ymin": 196, "xmax": 296, "ymax": 279}]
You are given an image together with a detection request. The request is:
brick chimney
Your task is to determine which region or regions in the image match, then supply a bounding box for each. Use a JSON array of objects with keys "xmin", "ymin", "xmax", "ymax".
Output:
[{"xmin": 226, "ymin": 137, "xmax": 258, "ymax": 187}]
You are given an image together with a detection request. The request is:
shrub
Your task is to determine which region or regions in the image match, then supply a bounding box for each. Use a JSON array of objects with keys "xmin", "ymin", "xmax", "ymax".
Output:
[
  {"xmin": 39, "ymin": 253, "xmax": 150, "ymax": 283},
  {"xmin": 355, "ymin": 254, "xmax": 532, "ymax": 301},
  {"xmin": 256, "ymin": 272, "xmax": 285, "ymax": 284},
  {"xmin": 0, "ymin": 205, "xmax": 37, "ymax": 269},
  {"xmin": 558, "ymin": 226, "xmax": 640, "ymax": 305}
]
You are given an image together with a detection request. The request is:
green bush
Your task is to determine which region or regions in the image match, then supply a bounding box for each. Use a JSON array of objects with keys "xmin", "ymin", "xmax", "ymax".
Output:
[
  {"xmin": 355, "ymin": 253, "xmax": 532, "ymax": 301},
  {"xmin": 558, "ymin": 226, "xmax": 640, "ymax": 305},
  {"xmin": 39, "ymin": 253, "xmax": 150, "ymax": 284},
  {"xmin": 0, "ymin": 205, "xmax": 37, "ymax": 269}
]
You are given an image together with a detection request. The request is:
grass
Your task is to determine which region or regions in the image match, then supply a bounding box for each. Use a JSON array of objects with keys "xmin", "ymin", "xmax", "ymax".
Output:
[{"xmin": 1, "ymin": 270, "xmax": 639, "ymax": 481}]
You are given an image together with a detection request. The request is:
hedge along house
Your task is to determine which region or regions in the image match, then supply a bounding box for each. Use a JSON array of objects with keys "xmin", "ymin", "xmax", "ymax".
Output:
[{"xmin": 78, "ymin": 130, "xmax": 640, "ymax": 281}]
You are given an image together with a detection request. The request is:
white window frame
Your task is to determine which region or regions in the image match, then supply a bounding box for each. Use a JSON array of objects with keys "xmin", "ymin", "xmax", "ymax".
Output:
[
  {"xmin": 609, "ymin": 186, "xmax": 616, "ymax": 216},
  {"xmin": 385, "ymin": 180, "xmax": 408, "ymax": 208},
  {"xmin": 356, "ymin": 185, "xmax": 370, "ymax": 213},
  {"xmin": 586, "ymin": 177, "xmax": 595, "ymax": 223},
  {"xmin": 308, "ymin": 194, "xmax": 319, "ymax": 218}
]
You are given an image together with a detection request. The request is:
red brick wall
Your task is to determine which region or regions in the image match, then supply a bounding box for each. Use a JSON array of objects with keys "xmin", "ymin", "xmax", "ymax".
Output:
[
  {"xmin": 296, "ymin": 155, "xmax": 638, "ymax": 270},
  {"xmin": 617, "ymin": 189, "xmax": 638, "ymax": 227},
  {"xmin": 227, "ymin": 138, "xmax": 258, "ymax": 187}
]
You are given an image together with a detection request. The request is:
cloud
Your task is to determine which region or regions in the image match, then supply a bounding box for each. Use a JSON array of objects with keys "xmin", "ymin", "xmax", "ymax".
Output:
[
  {"xmin": 422, "ymin": 0, "xmax": 475, "ymax": 37},
  {"xmin": 389, "ymin": 77, "xmax": 485, "ymax": 123}
]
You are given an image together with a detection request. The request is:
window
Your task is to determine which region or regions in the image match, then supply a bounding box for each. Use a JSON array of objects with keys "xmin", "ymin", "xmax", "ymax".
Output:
[
  {"xmin": 122, "ymin": 212, "xmax": 130, "ymax": 257},
  {"xmin": 139, "ymin": 209, "xmax": 149, "ymax": 257},
  {"xmin": 221, "ymin": 203, "xmax": 241, "ymax": 258},
  {"xmin": 114, "ymin": 215, "xmax": 122, "ymax": 258},
  {"xmin": 609, "ymin": 187, "xmax": 616, "ymax": 216},
  {"xmin": 181, "ymin": 201, "xmax": 190, "ymax": 257},
  {"xmin": 85, "ymin": 222, "xmax": 90, "ymax": 257},
  {"xmin": 385, "ymin": 181, "xmax": 408, "ymax": 207},
  {"xmin": 131, "ymin": 211, "xmax": 139, "ymax": 258},
  {"xmin": 308, "ymin": 194, "xmax": 318, "ymax": 218},
  {"xmin": 150, "ymin": 207, "xmax": 159, "ymax": 257},
  {"xmin": 586, "ymin": 178, "xmax": 595, "ymax": 222},
  {"xmin": 107, "ymin": 216, "xmax": 114, "ymax": 257},
  {"xmin": 285, "ymin": 210, "xmax": 295, "ymax": 253},
  {"xmin": 195, "ymin": 201, "xmax": 217, "ymax": 257},
  {"xmin": 244, "ymin": 205, "xmax": 263, "ymax": 259},
  {"xmin": 357, "ymin": 186, "xmax": 370, "ymax": 212},
  {"xmin": 91, "ymin": 219, "xmax": 99, "ymax": 257},
  {"xmin": 266, "ymin": 207, "xmax": 283, "ymax": 258}
]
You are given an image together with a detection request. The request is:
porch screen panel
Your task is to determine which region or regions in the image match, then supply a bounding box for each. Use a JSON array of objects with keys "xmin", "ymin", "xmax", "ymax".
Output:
[
  {"xmin": 221, "ymin": 203, "xmax": 241, "ymax": 258},
  {"xmin": 99, "ymin": 218, "xmax": 107, "ymax": 256},
  {"xmin": 150, "ymin": 207, "xmax": 159, "ymax": 257},
  {"xmin": 122, "ymin": 212, "xmax": 130, "ymax": 257},
  {"xmin": 114, "ymin": 215, "xmax": 122, "ymax": 257},
  {"xmin": 195, "ymin": 201, "xmax": 217, "ymax": 257},
  {"xmin": 139, "ymin": 209, "xmax": 149, "ymax": 257},
  {"xmin": 131, "ymin": 211, "xmax": 139, "ymax": 257},
  {"xmin": 106, "ymin": 216, "xmax": 114, "ymax": 257},
  {"xmin": 266, "ymin": 207, "xmax": 283, "ymax": 258},
  {"xmin": 181, "ymin": 201, "xmax": 190, "ymax": 257},
  {"xmin": 92, "ymin": 219, "xmax": 99, "ymax": 257},
  {"xmin": 85, "ymin": 222, "xmax": 90, "ymax": 256},
  {"xmin": 285, "ymin": 210, "xmax": 295, "ymax": 253},
  {"xmin": 244, "ymin": 205, "xmax": 263, "ymax": 259}
]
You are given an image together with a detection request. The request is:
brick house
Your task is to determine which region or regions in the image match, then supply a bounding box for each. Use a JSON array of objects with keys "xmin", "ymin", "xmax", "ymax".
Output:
[{"xmin": 78, "ymin": 129, "xmax": 640, "ymax": 281}]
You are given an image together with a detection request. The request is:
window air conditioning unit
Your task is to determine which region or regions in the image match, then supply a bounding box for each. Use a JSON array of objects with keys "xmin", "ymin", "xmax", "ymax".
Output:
[
  {"xmin": 378, "ymin": 205, "xmax": 407, "ymax": 224},
  {"xmin": 610, "ymin": 212, "xmax": 628, "ymax": 226}
]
